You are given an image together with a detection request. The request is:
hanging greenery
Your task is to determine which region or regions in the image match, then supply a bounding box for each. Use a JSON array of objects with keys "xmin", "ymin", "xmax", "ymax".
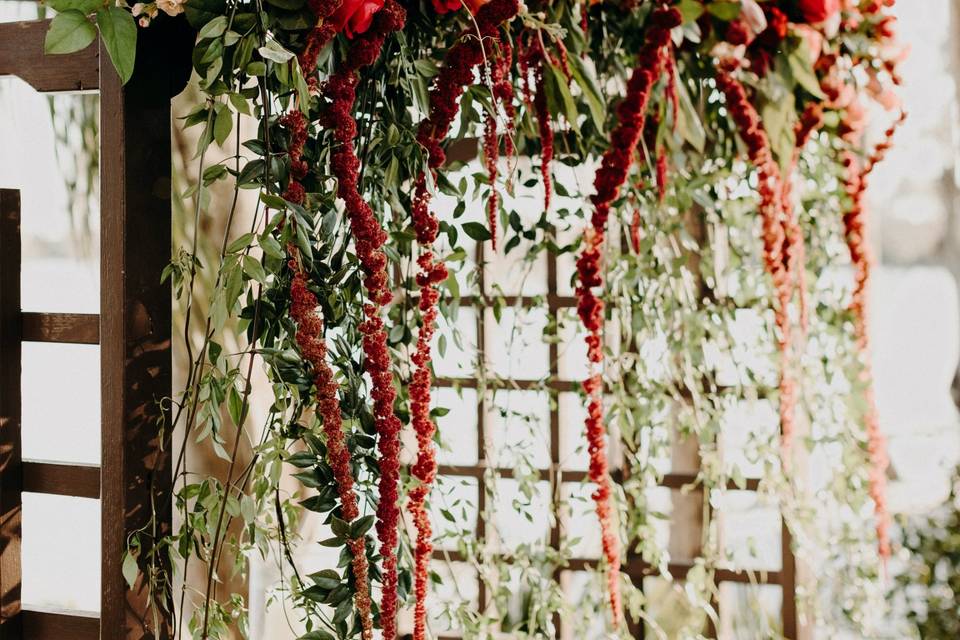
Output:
[{"xmin": 41, "ymin": 0, "xmax": 905, "ymax": 637}]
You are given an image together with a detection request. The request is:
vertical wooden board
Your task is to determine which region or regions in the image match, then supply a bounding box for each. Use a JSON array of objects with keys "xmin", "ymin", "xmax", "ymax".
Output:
[
  {"xmin": 98, "ymin": 15, "xmax": 192, "ymax": 640},
  {"xmin": 0, "ymin": 189, "xmax": 23, "ymax": 637}
]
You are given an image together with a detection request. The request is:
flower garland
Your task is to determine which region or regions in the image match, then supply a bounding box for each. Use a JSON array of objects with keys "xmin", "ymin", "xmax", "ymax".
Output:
[
  {"xmin": 482, "ymin": 36, "xmax": 516, "ymax": 249},
  {"xmin": 841, "ymin": 111, "xmax": 905, "ymax": 561},
  {"xmin": 714, "ymin": 66, "xmax": 799, "ymax": 466},
  {"xmin": 407, "ymin": 1, "xmax": 519, "ymax": 636},
  {"xmin": 519, "ymin": 32, "xmax": 554, "ymax": 214},
  {"xmin": 574, "ymin": 4, "xmax": 680, "ymax": 627},
  {"xmin": 288, "ymin": 260, "xmax": 374, "ymax": 639},
  {"xmin": 319, "ymin": 2, "xmax": 409, "ymax": 636}
]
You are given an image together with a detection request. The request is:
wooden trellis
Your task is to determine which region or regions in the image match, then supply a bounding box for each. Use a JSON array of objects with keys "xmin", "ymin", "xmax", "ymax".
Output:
[{"xmin": 0, "ymin": 16, "xmax": 191, "ymax": 639}]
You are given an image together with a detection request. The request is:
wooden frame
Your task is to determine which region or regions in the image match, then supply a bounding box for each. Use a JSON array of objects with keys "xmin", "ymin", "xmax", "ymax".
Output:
[
  {"xmin": 431, "ymin": 224, "xmax": 798, "ymax": 638},
  {"xmin": 0, "ymin": 15, "xmax": 191, "ymax": 639}
]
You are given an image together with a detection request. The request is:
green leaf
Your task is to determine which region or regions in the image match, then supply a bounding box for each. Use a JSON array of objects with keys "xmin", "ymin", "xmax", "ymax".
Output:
[
  {"xmin": 214, "ymin": 103, "xmax": 233, "ymax": 146},
  {"xmin": 786, "ymin": 47, "xmax": 826, "ymax": 100},
  {"xmin": 462, "ymin": 221, "xmax": 492, "ymax": 242},
  {"xmin": 676, "ymin": 0, "xmax": 705, "ymax": 22},
  {"xmin": 122, "ymin": 550, "xmax": 138, "ymax": 589},
  {"xmin": 568, "ymin": 54, "xmax": 606, "ymax": 134},
  {"xmin": 184, "ymin": 0, "xmax": 226, "ymax": 29},
  {"xmin": 258, "ymin": 41, "xmax": 294, "ymax": 63},
  {"xmin": 44, "ymin": 10, "xmax": 96, "ymax": 55},
  {"xmin": 46, "ymin": 0, "xmax": 105, "ymax": 14},
  {"xmin": 226, "ymin": 232, "xmax": 255, "ymax": 253},
  {"xmin": 298, "ymin": 631, "xmax": 335, "ymax": 640},
  {"xmin": 198, "ymin": 15, "xmax": 228, "ymax": 40},
  {"xmin": 705, "ymin": 1, "xmax": 740, "ymax": 20},
  {"xmin": 96, "ymin": 7, "xmax": 137, "ymax": 84}
]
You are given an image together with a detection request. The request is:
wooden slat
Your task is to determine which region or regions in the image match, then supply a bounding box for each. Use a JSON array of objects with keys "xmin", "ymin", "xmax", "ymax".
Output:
[
  {"xmin": 22, "ymin": 609, "xmax": 99, "ymax": 639},
  {"xmin": 22, "ymin": 462, "xmax": 99, "ymax": 500},
  {"xmin": 98, "ymin": 15, "xmax": 192, "ymax": 639},
  {"xmin": 0, "ymin": 189, "xmax": 23, "ymax": 635},
  {"xmin": 0, "ymin": 20, "xmax": 99, "ymax": 92},
  {"xmin": 21, "ymin": 313, "xmax": 99, "ymax": 345}
]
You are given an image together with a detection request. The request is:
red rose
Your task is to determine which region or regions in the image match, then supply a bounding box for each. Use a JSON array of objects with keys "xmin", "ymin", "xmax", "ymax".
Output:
[
  {"xmin": 798, "ymin": 0, "xmax": 839, "ymax": 24},
  {"xmin": 330, "ymin": 0, "xmax": 384, "ymax": 37},
  {"xmin": 431, "ymin": 0, "xmax": 460, "ymax": 12}
]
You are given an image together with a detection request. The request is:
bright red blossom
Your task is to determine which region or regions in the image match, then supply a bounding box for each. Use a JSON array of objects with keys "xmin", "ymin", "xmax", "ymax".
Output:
[
  {"xmin": 330, "ymin": 0, "xmax": 385, "ymax": 38},
  {"xmin": 799, "ymin": 0, "xmax": 840, "ymax": 24}
]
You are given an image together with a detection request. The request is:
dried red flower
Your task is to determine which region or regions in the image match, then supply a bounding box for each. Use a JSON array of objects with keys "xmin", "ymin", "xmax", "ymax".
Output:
[
  {"xmin": 289, "ymin": 260, "xmax": 374, "ymax": 639},
  {"xmin": 841, "ymin": 111, "xmax": 905, "ymax": 562},
  {"xmin": 715, "ymin": 67, "xmax": 800, "ymax": 466},
  {"xmin": 575, "ymin": 5, "xmax": 680, "ymax": 628},
  {"xmin": 319, "ymin": 2, "xmax": 408, "ymax": 636},
  {"xmin": 407, "ymin": 2, "xmax": 519, "ymax": 637}
]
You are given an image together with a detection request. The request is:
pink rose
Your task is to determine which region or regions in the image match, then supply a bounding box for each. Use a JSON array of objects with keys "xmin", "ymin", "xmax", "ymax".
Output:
[
  {"xmin": 330, "ymin": 0, "xmax": 384, "ymax": 38},
  {"xmin": 798, "ymin": 0, "xmax": 840, "ymax": 24}
]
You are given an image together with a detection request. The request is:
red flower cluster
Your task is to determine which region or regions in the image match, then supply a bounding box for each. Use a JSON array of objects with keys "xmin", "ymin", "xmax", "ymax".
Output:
[
  {"xmin": 715, "ymin": 67, "xmax": 801, "ymax": 466},
  {"xmin": 575, "ymin": 5, "xmax": 680, "ymax": 628},
  {"xmin": 841, "ymin": 112, "xmax": 904, "ymax": 561},
  {"xmin": 297, "ymin": 0, "xmax": 342, "ymax": 90},
  {"xmin": 799, "ymin": 0, "xmax": 840, "ymax": 24},
  {"xmin": 431, "ymin": 0, "xmax": 488, "ymax": 14},
  {"xmin": 406, "ymin": 2, "xmax": 519, "ymax": 637},
  {"xmin": 288, "ymin": 260, "xmax": 374, "ymax": 638},
  {"xmin": 331, "ymin": 0, "xmax": 385, "ymax": 38},
  {"xmin": 318, "ymin": 2, "xmax": 408, "ymax": 636},
  {"xmin": 482, "ymin": 37, "xmax": 516, "ymax": 250},
  {"xmin": 281, "ymin": 110, "xmax": 309, "ymax": 204},
  {"xmin": 519, "ymin": 34, "xmax": 554, "ymax": 214}
]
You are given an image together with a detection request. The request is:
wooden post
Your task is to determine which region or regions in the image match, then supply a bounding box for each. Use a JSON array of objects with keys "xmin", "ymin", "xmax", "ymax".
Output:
[
  {"xmin": 98, "ymin": 16, "xmax": 192, "ymax": 640},
  {"xmin": 0, "ymin": 189, "xmax": 22, "ymax": 638}
]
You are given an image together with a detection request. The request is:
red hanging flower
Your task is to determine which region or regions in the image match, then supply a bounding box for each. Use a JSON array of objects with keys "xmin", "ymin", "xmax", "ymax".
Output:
[
  {"xmin": 406, "ymin": 2, "xmax": 519, "ymax": 638},
  {"xmin": 288, "ymin": 260, "xmax": 374, "ymax": 639},
  {"xmin": 330, "ymin": 0, "xmax": 385, "ymax": 38},
  {"xmin": 840, "ymin": 111, "xmax": 905, "ymax": 562},
  {"xmin": 575, "ymin": 5, "xmax": 681, "ymax": 628},
  {"xmin": 319, "ymin": 2, "xmax": 408, "ymax": 636},
  {"xmin": 715, "ymin": 67, "xmax": 801, "ymax": 467}
]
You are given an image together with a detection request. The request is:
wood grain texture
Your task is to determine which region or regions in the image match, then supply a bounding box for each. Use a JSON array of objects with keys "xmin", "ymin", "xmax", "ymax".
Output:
[
  {"xmin": 0, "ymin": 20, "xmax": 99, "ymax": 92},
  {"xmin": 98, "ymin": 15, "xmax": 192, "ymax": 640},
  {"xmin": 22, "ymin": 609, "xmax": 99, "ymax": 639},
  {"xmin": 22, "ymin": 462, "xmax": 99, "ymax": 500},
  {"xmin": 21, "ymin": 313, "xmax": 99, "ymax": 345},
  {"xmin": 0, "ymin": 189, "xmax": 23, "ymax": 637}
]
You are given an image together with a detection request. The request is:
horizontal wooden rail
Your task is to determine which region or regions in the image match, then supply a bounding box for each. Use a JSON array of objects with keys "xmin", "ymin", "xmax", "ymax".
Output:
[
  {"xmin": 21, "ymin": 313, "xmax": 99, "ymax": 345},
  {"xmin": 22, "ymin": 608, "xmax": 99, "ymax": 639},
  {"xmin": 22, "ymin": 462, "xmax": 99, "ymax": 500},
  {"xmin": 431, "ymin": 549, "xmax": 782, "ymax": 585},
  {"xmin": 0, "ymin": 20, "xmax": 99, "ymax": 93}
]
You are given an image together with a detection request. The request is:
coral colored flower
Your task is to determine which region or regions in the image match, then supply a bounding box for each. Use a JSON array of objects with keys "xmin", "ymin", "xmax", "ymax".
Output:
[
  {"xmin": 331, "ymin": 0, "xmax": 385, "ymax": 38},
  {"xmin": 798, "ymin": 0, "xmax": 840, "ymax": 24}
]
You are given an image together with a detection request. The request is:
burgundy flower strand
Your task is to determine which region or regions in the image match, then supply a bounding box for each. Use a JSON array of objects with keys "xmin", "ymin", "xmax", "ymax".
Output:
[
  {"xmin": 482, "ymin": 37, "xmax": 516, "ymax": 250},
  {"xmin": 574, "ymin": 5, "xmax": 680, "ymax": 628},
  {"xmin": 407, "ymin": 2, "xmax": 520, "ymax": 637},
  {"xmin": 319, "ymin": 3, "xmax": 408, "ymax": 637},
  {"xmin": 841, "ymin": 112, "xmax": 905, "ymax": 561},
  {"xmin": 715, "ymin": 67, "xmax": 799, "ymax": 465},
  {"xmin": 519, "ymin": 34, "xmax": 554, "ymax": 213},
  {"xmin": 288, "ymin": 260, "xmax": 374, "ymax": 639}
]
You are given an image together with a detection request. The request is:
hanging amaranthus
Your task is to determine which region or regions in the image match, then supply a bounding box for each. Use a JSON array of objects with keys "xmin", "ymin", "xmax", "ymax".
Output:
[
  {"xmin": 574, "ymin": 5, "xmax": 680, "ymax": 627},
  {"xmin": 319, "ymin": 3, "xmax": 409, "ymax": 636},
  {"xmin": 483, "ymin": 36, "xmax": 517, "ymax": 249},
  {"xmin": 519, "ymin": 33, "xmax": 554, "ymax": 213},
  {"xmin": 407, "ymin": 1, "xmax": 520, "ymax": 637},
  {"xmin": 288, "ymin": 260, "xmax": 374, "ymax": 639},
  {"xmin": 715, "ymin": 66, "xmax": 800, "ymax": 466},
  {"xmin": 841, "ymin": 111, "xmax": 905, "ymax": 561}
]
